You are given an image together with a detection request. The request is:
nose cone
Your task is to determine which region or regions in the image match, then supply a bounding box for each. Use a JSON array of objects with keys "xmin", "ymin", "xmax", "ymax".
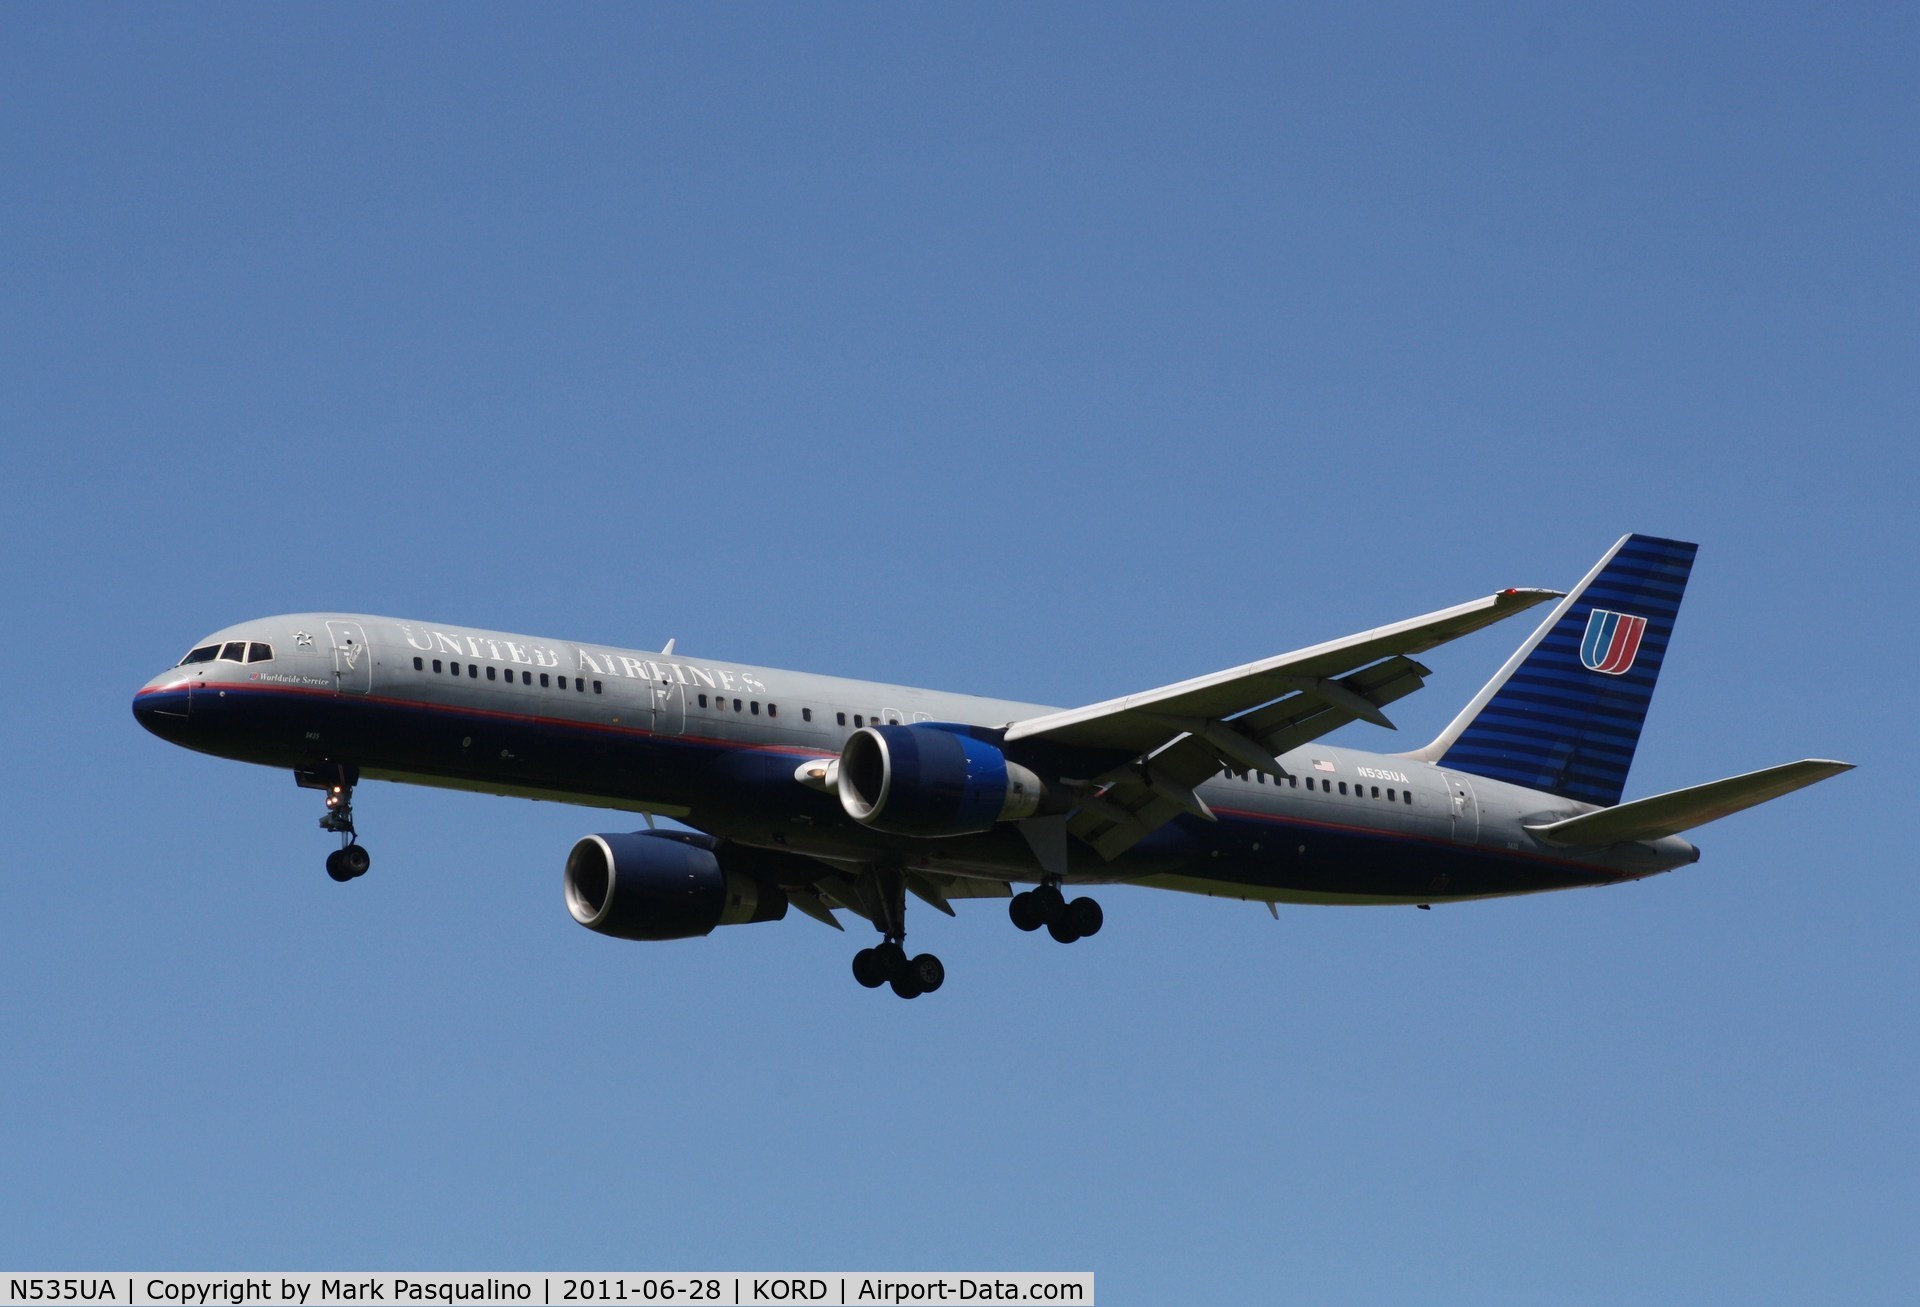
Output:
[{"xmin": 132, "ymin": 673, "xmax": 191, "ymax": 738}]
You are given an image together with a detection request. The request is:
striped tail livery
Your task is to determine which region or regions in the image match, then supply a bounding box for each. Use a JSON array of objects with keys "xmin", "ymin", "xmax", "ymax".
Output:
[{"xmin": 1408, "ymin": 533, "xmax": 1697, "ymax": 807}]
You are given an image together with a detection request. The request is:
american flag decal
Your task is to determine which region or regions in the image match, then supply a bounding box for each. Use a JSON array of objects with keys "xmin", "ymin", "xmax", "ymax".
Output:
[
  {"xmin": 1312, "ymin": 759, "xmax": 1337, "ymax": 773},
  {"xmin": 1580, "ymin": 608, "xmax": 1648, "ymax": 675}
]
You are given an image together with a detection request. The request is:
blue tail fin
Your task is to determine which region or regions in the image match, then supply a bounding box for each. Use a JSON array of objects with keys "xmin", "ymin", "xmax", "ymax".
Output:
[{"xmin": 1408, "ymin": 534, "xmax": 1697, "ymax": 807}]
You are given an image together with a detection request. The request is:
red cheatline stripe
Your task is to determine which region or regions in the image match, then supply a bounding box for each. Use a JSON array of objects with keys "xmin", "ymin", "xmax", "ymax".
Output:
[
  {"xmin": 169, "ymin": 681, "xmax": 833, "ymax": 757},
  {"xmin": 1206, "ymin": 804, "xmax": 1636, "ymax": 880}
]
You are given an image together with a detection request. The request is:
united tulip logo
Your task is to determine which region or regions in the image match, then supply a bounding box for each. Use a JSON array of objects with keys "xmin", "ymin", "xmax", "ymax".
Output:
[{"xmin": 1580, "ymin": 609, "xmax": 1648, "ymax": 675}]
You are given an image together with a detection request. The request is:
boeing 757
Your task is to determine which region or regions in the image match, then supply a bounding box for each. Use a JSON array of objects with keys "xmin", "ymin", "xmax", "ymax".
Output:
[{"xmin": 133, "ymin": 534, "xmax": 1850, "ymax": 997}]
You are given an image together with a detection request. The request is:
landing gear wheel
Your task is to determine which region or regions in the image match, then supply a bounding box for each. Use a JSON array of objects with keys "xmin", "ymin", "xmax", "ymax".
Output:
[
  {"xmin": 326, "ymin": 849, "xmax": 353, "ymax": 883},
  {"xmin": 908, "ymin": 953, "xmax": 945, "ymax": 993},
  {"xmin": 1047, "ymin": 916, "xmax": 1082, "ymax": 944},
  {"xmin": 340, "ymin": 844, "xmax": 371, "ymax": 878},
  {"xmin": 848, "ymin": 867, "xmax": 947, "ymax": 997},
  {"xmin": 852, "ymin": 948, "xmax": 887, "ymax": 989},
  {"xmin": 1009, "ymin": 891, "xmax": 1045, "ymax": 932},
  {"xmin": 1066, "ymin": 896, "xmax": 1103, "ymax": 938},
  {"xmin": 1033, "ymin": 883, "xmax": 1066, "ymax": 925}
]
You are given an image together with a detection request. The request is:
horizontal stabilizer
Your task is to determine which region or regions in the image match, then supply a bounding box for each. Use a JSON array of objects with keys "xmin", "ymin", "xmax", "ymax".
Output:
[{"xmin": 1526, "ymin": 759, "xmax": 1854, "ymax": 847}]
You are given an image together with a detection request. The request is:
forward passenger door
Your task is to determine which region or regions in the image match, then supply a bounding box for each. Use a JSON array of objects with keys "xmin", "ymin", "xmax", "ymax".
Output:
[{"xmin": 326, "ymin": 621, "xmax": 372, "ymax": 694}]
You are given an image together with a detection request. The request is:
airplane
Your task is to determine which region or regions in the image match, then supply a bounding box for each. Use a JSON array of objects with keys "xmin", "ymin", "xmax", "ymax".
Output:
[{"xmin": 132, "ymin": 534, "xmax": 1851, "ymax": 998}]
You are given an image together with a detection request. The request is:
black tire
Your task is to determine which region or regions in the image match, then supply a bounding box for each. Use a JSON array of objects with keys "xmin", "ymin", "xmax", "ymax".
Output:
[
  {"xmin": 1009, "ymin": 891, "xmax": 1044, "ymax": 932},
  {"xmin": 1034, "ymin": 883, "xmax": 1066, "ymax": 925},
  {"xmin": 325, "ymin": 850, "xmax": 353, "ymax": 883},
  {"xmin": 341, "ymin": 844, "xmax": 371, "ymax": 878},
  {"xmin": 909, "ymin": 953, "xmax": 945, "ymax": 993},
  {"xmin": 889, "ymin": 973, "xmax": 923, "ymax": 999},
  {"xmin": 875, "ymin": 940, "xmax": 909, "ymax": 981},
  {"xmin": 851, "ymin": 948, "xmax": 886, "ymax": 988},
  {"xmin": 1067, "ymin": 896, "xmax": 1103, "ymax": 938},
  {"xmin": 1047, "ymin": 917, "xmax": 1082, "ymax": 944}
]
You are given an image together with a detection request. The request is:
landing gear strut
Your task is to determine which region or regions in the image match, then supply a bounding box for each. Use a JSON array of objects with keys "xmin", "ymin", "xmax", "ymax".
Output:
[
  {"xmin": 1010, "ymin": 881, "xmax": 1102, "ymax": 943},
  {"xmin": 299, "ymin": 766, "xmax": 370, "ymax": 883},
  {"xmin": 847, "ymin": 867, "xmax": 944, "ymax": 999}
]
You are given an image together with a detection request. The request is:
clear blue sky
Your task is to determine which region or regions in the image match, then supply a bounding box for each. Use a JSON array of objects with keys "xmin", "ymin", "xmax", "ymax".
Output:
[{"xmin": 3, "ymin": 5, "xmax": 1914, "ymax": 1301}]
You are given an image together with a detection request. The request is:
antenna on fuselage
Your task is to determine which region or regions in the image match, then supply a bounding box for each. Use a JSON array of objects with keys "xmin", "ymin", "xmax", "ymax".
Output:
[{"xmin": 661, "ymin": 638, "xmax": 676, "ymax": 656}]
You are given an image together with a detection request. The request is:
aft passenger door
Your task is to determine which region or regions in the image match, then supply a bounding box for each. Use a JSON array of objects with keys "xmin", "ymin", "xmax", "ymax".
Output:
[
  {"xmin": 1443, "ymin": 771, "xmax": 1480, "ymax": 843},
  {"xmin": 326, "ymin": 620, "xmax": 372, "ymax": 694}
]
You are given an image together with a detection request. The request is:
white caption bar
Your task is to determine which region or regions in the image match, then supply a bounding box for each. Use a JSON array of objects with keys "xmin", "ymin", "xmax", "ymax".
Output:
[{"xmin": 0, "ymin": 1276, "xmax": 1093, "ymax": 1307}]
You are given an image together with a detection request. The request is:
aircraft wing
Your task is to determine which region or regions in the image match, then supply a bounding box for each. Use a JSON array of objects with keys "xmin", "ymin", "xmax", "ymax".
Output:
[
  {"xmin": 1000, "ymin": 587, "xmax": 1561, "ymax": 860},
  {"xmin": 1005, "ymin": 589, "xmax": 1558, "ymax": 753}
]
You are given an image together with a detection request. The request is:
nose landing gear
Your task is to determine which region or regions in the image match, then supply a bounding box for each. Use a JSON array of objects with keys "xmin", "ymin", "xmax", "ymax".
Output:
[{"xmin": 298, "ymin": 766, "xmax": 370, "ymax": 882}]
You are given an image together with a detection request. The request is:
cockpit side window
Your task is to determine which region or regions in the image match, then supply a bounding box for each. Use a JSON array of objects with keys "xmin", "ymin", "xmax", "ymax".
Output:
[
  {"xmin": 246, "ymin": 642, "xmax": 273, "ymax": 663},
  {"xmin": 179, "ymin": 645, "xmax": 220, "ymax": 666},
  {"xmin": 219, "ymin": 642, "xmax": 247, "ymax": 662}
]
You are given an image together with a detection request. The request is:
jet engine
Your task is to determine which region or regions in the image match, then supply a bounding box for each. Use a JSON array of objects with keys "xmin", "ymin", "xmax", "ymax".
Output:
[
  {"xmin": 836, "ymin": 723, "xmax": 1045, "ymax": 837},
  {"xmin": 564, "ymin": 830, "xmax": 787, "ymax": 941}
]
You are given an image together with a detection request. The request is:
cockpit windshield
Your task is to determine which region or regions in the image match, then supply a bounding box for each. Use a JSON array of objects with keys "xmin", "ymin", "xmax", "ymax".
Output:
[{"xmin": 178, "ymin": 641, "xmax": 273, "ymax": 666}]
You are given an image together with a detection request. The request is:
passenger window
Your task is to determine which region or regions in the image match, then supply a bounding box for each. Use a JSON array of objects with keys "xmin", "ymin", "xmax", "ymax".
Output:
[
  {"xmin": 468, "ymin": 664, "xmax": 478, "ymax": 678},
  {"xmin": 413, "ymin": 657, "xmax": 424, "ymax": 671},
  {"xmin": 1386, "ymin": 789, "xmax": 1396, "ymax": 802},
  {"xmin": 486, "ymin": 666, "xmax": 497, "ymax": 680},
  {"xmin": 179, "ymin": 644, "xmax": 220, "ymax": 666},
  {"xmin": 433, "ymin": 660, "xmax": 443, "ymax": 674},
  {"xmin": 575, "ymin": 677, "xmax": 584, "ymax": 692},
  {"xmin": 1403, "ymin": 790, "xmax": 1413, "ymax": 804},
  {"xmin": 593, "ymin": 681, "xmax": 603, "ymax": 694},
  {"xmin": 767, "ymin": 704, "xmax": 777, "ymax": 718},
  {"xmin": 733, "ymin": 698, "xmax": 742, "ymax": 712},
  {"xmin": 1371, "ymin": 786, "xmax": 1380, "ymax": 798},
  {"xmin": 751, "ymin": 701, "xmax": 760, "ymax": 715},
  {"xmin": 1289, "ymin": 775, "xmax": 1298, "ymax": 787},
  {"xmin": 451, "ymin": 662, "xmax": 461, "ymax": 676},
  {"xmin": 539, "ymin": 673, "xmax": 549, "ymax": 688},
  {"xmin": 220, "ymin": 642, "xmax": 247, "ymax": 662},
  {"xmin": 802, "ymin": 708, "xmax": 812, "ymax": 722},
  {"xmin": 247, "ymin": 642, "xmax": 273, "ymax": 662},
  {"xmin": 521, "ymin": 671, "xmax": 532, "ymax": 685},
  {"xmin": 698, "ymin": 694, "xmax": 708, "ymax": 708},
  {"xmin": 854, "ymin": 714, "xmax": 864, "ymax": 727},
  {"xmin": 837, "ymin": 712, "xmax": 847, "ymax": 726},
  {"xmin": 1338, "ymin": 782, "xmax": 1347, "ymax": 795}
]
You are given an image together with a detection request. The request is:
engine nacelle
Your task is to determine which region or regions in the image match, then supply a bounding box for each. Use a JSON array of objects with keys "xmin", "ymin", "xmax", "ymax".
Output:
[
  {"xmin": 564, "ymin": 831, "xmax": 787, "ymax": 941},
  {"xmin": 837, "ymin": 723, "xmax": 1045, "ymax": 837}
]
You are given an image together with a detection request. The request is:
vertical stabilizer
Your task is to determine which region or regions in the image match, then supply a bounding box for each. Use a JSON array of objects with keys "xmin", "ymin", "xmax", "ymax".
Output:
[{"xmin": 1402, "ymin": 534, "xmax": 1697, "ymax": 807}]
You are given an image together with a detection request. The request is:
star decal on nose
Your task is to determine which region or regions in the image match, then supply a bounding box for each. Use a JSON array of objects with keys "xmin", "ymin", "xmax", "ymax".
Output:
[{"xmin": 295, "ymin": 631, "xmax": 314, "ymax": 648}]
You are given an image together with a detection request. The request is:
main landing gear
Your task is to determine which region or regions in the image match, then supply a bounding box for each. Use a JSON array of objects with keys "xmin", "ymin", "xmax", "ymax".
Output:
[
  {"xmin": 1009, "ymin": 881, "xmax": 1103, "ymax": 943},
  {"xmin": 299, "ymin": 766, "xmax": 371, "ymax": 883},
  {"xmin": 846, "ymin": 867, "xmax": 945, "ymax": 1000}
]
